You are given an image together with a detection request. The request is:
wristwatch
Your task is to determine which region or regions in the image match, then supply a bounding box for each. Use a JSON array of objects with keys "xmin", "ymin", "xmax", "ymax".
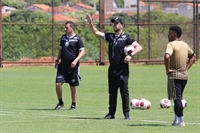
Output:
[{"xmin": 55, "ymin": 60, "xmax": 59, "ymax": 63}]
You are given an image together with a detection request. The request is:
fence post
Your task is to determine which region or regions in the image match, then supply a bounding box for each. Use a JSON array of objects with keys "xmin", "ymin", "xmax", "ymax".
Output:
[{"xmin": 0, "ymin": 0, "xmax": 3, "ymax": 68}]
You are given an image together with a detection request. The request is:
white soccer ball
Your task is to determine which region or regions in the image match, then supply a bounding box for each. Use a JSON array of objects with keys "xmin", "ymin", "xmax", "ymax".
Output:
[
  {"xmin": 130, "ymin": 99, "xmax": 140, "ymax": 109},
  {"xmin": 181, "ymin": 99, "xmax": 187, "ymax": 109},
  {"xmin": 173, "ymin": 99, "xmax": 187, "ymax": 110},
  {"xmin": 124, "ymin": 45, "xmax": 134, "ymax": 55},
  {"xmin": 160, "ymin": 98, "xmax": 171, "ymax": 108},
  {"xmin": 140, "ymin": 99, "xmax": 151, "ymax": 110},
  {"xmin": 139, "ymin": 98, "xmax": 146, "ymax": 108}
]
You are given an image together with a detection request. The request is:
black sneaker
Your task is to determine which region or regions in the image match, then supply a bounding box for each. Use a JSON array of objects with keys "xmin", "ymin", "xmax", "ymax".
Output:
[
  {"xmin": 104, "ymin": 114, "xmax": 115, "ymax": 119},
  {"xmin": 124, "ymin": 114, "xmax": 130, "ymax": 120},
  {"xmin": 54, "ymin": 103, "xmax": 64, "ymax": 110},
  {"xmin": 68, "ymin": 105, "xmax": 76, "ymax": 110},
  {"xmin": 124, "ymin": 116, "xmax": 130, "ymax": 120}
]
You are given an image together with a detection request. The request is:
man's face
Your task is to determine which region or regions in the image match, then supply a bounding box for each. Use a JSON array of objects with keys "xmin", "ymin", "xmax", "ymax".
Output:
[
  {"xmin": 168, "ymin": 30, "xmax": 176, "ymax": 42},
  {"xmin": 113, "ymin": 21, "xmax": 123, "ymax": 32},
  {"xmin": 65, "ymin": 24, "xmax": 73, "ymax": 34}
]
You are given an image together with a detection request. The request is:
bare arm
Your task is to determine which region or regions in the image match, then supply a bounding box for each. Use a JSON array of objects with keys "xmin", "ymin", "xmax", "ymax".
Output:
[
  {"xmin": 55, "ymin": 47, "xmax": 62, "ymax": 68},
  {"xmin": 164, "ymin": 53, "xmax": 174, "ymax": 75},
  {"xmin": 71, "ymin": 48, "xmax": 85, "ymax": 68},
  {"xmin": 86, "ymin": 14, "xmax": 104, "ymax": 38},
  {"xmin": 186, "ymin": 54, "xmax": 196, "ymax": 70},
  {"xmin": 132, "ymin": 41, "xmax": 142, "ymax": 56},
  {"xmin": 124, "ymin": 41, "xmax": 142, "ymax": 63}
]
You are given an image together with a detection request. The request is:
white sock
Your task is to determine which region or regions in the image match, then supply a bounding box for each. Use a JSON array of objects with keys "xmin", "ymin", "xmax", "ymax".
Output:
[
  {"xmin": 174, "ymin": 114, "xmax": 178, "ymax": 121},
  {"xmin": 178, "ymin": 116, "xmax": 184, "ymax": 123}
]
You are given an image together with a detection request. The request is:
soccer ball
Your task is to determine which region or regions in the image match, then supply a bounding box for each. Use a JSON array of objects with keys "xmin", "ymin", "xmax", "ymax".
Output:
[
  {"xmin": 160, "ymin": 98, "xmax": 171, "ymax": 108},
  {"xmin": 139, "ymin": 98, "xmax": 146, "ymax": 107},
  {"xmin": 130, "ymin": 99, "xmax": 140, "ymax": 109},
  {"xmin": 124, "ymin": 45, "xmax": 134, "ymax": 55},
  {"xmin": 173, "ymin": 99, "xmax": 187, "ymax": 110},
  {"xmin": 140, "ymin": 99, "xmax": 151, "ymax": 110},
  {"xmin": 181, "ymin": 99, "xmax": 187, "ymax": 109}
]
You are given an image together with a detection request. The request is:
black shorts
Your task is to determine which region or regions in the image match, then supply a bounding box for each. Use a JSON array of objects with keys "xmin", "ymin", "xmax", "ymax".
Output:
[
  {"xmin": 55, "ymin": 64, "xmax": 81, "ymax": 86},
  {"xmin": 168, "ymin": 78, "xmax": 187, "ymax": 100}
]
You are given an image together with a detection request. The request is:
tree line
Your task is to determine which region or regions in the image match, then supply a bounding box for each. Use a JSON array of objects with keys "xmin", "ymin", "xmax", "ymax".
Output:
[{"xmin": 2, "ymin": 7, "xmax": 194, "ymax": 61}]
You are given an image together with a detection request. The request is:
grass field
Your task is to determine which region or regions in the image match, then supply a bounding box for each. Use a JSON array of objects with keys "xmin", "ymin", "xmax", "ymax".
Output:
[{"xmin": 0, "ymin": 62, "xmax": 199, "ymax": 133}]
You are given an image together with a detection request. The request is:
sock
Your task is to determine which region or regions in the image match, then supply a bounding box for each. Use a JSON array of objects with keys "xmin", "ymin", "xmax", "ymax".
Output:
[
  {"xmin": 178, "ymin": 116, "xmax": 184, "ymax": 123},
  {"xmin": 59, "ymin": 98, "xmax": 63, "ymax": 104},
  {"xmin": 174, "ymin": 114, "xmax": 178, "ymax": 121},
  {"xmin": 71, "ymin": 102, "xmax": 76, "ymax": 108}
]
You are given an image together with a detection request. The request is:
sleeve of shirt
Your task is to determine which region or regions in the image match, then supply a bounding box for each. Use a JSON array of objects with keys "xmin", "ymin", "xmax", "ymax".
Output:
[
  {"xmin": 78, "ymin": 37, "xmax": 84, "ymax": 50},
  {"xmin": 105, "ymin": 33, "xmax": 113, "ymax": 42},
  {"xmin": 165, "ymin": 43, "xmax": 173, "ymax": 55},
  {"xmin": 126, "ymin": 35, "xmax": 135, "ymax": 45}
]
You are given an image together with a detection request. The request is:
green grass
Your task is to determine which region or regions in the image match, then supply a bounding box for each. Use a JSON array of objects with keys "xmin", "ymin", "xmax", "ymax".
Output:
[{"xmin": 0, "ymin": 62, "xmax": 200, "ymax": 133}]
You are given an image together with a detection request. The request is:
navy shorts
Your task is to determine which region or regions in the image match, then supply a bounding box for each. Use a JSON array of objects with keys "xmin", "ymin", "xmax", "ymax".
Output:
[{"xmin": 55, "ymin": 64, "xmax": 81, "ymax": 86}]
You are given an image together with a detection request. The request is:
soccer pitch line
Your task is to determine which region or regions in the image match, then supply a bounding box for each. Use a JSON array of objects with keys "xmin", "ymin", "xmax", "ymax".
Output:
[{"xmin": 0, "ymin": 111, "xmax": 16, "ymax": 115}]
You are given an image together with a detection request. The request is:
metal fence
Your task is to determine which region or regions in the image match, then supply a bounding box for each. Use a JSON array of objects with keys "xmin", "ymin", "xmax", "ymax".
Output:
[{"xmin": 0, "ymin": 0, "xmax": 199, "ymax": 67}]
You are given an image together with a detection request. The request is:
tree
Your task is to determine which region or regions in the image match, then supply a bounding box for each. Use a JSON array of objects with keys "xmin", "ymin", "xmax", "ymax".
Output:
[{"xmin": 2, "ymin": 10, "xmax": 53, "ymax": 61}]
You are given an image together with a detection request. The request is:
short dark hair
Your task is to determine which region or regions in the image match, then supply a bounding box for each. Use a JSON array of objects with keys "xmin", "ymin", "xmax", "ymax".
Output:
[
  {"xmin": 169, "ymin": 26, "xmax": 182, "ymax": 38},
  {"xmin": 65, "ymin": 21, "xmax": 75, "ymax": 30}
]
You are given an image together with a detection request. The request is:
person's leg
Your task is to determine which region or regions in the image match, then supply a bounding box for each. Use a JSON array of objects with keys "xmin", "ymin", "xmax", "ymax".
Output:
[
  {"xmin": 118, "ymin": 75, "xmax": 130, "ymax": 119},
  {"xmin": 105, "ymin": 76, "xmax": 118, "ymax": 119},
  {"xmin": 54, "ymin": 82, "xmax": 64, "ymax": 110},
  {"xmin": 56, "ymin": 83, "xmax": 63, "ymax": 99},
  {"xmin": 54, "ymin": 64, "xmax": 66, "ymax": 110},
  {"xmin": 69, "ymin": 86, "xmax": 77, "ymax": 110},
  {"xmin": 173, "ymin": 79, "xmax": 187, "ymax": 126}
]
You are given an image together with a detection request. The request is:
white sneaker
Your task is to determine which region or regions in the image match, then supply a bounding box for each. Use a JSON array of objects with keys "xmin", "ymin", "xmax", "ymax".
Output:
[{"xmin": 172, "ymin": 122, "xmax": 185, "ymax": 126}]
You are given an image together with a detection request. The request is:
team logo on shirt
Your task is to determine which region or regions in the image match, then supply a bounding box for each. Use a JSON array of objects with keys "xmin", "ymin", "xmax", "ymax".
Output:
[
  {"xmin": 72, "ymin": 79, "xmax": 75, "ymax": 83},
  {"xmin": 65, "ymin": 41, "xmax": 69, "ymax": 47},
  {"xmin": 122, "ymin": 35, "xmax": 126, "ymax": 38}
]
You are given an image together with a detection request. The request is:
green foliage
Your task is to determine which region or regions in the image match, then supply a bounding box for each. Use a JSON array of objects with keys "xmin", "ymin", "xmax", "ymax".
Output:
[
  {"xmin": 26, "ymin": 0, "xmax": 62, "ymax": 6},
  {"xmin": 132, "ymin": 9, "xmax": 193, "ymax": 59},
  {"xmin": 2, "ymin": 0, "xmax": 25, "ymax": 9},
  {"xmin": 2, "ymin": 10, "xmax": 52, "ymax": 61},
  {"xmin": 116, "ymin": 0, "xmax": 124, "ymax": 8},
  {"xmin": 63, "ymin": 9, "xmax": 96, "ymax": 22},
  {"xmin": 2, "ymin": 5, "xmax": 195, "ymax": 61}
]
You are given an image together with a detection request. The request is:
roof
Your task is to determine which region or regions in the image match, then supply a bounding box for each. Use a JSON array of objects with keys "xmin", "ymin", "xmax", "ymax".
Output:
[
  {"xmin": 2, "ymin": 13, "xmax": 10, "ymax": 19},
  {"xmin": 52, "ymin": 14, "xmax": 79, "ymax": 22},
  {"xmin": 42, "ymin": 6, "xmax": 77, "ymax": 13},
  {"xmin": 72, "ymin": 3, "xmax": 94, "ymax": 10},
  {"xmin": 32, "ymin": 4, "xmax": 50, "ymax": 10}
]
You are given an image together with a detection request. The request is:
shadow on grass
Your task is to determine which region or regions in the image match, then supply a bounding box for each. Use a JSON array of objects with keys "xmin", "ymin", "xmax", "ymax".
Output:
[
  {"xmin": 128, "ymin": 123, "xmax": 167, "ymax": 126},
  {"xmin": 69, "ymin": 117, "xmax": 104, "ymax": 120},
  {"xmin": 25, "ymin": 108, "xmax": 54, "ymax": 110}
]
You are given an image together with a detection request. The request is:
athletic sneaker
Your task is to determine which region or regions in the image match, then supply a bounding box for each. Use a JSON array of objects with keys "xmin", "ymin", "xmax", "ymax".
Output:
[
  {"xmin": 172, "ymin": 120, "xmax": 178, "ymax": 126},
  {"xmin": 124, "ymin": 113, "xmax": 130, "ymax": 120},
  {"xmin": 124, "ymin": 116, "xmax": 130, "ymax": 120},
  {"xmin": 104, "ymin": 114, "xmax": 115, "ymax": 119},
  {"xmin": 172, "ymin": 122, "xmax": 185, "ymax": 126},
  {"xmin": 54, "ymin": 103, "xmax": 64, "ymax": 110},
  {"xmin": 68, "ymin": 105, "xmax": 76, "ymax": 110}
]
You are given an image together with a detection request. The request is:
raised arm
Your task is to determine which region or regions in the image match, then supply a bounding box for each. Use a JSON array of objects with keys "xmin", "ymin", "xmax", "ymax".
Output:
[{"xmin": 86, "ymin": 14, "xmax": 104, "ymax": 38}]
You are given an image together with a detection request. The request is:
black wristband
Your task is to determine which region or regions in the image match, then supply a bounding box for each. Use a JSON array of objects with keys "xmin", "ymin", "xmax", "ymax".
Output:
[
  {"xmin": 55, "ymin": 60, "xmax": 59, "ymax": 63},
  {"xmin": 128, "ymin": 53, "xmax": 133, "ymax": 57}
]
